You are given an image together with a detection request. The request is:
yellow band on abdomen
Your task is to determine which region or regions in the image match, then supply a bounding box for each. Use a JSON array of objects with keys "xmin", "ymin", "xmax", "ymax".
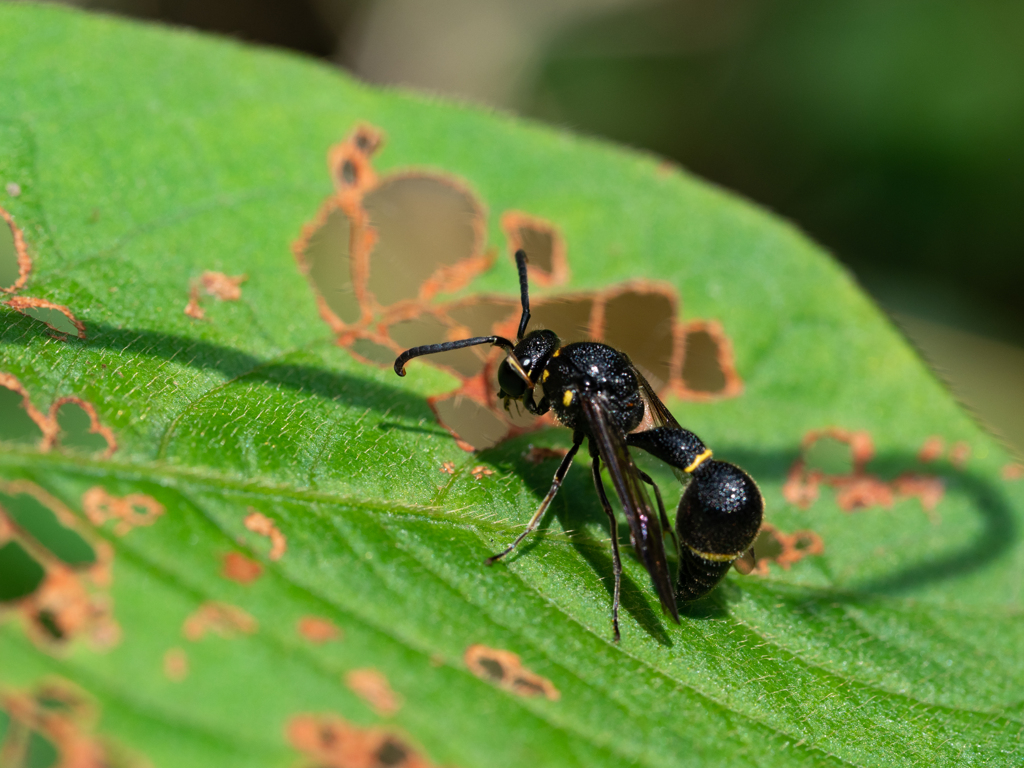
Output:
[{"xmin": 684, "ymin": 448, "xmax": 712, "ymax": 473}]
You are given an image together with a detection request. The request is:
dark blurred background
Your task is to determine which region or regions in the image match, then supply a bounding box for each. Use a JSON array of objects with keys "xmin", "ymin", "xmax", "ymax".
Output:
[{"xmin": 49, "ymin": 0, "xmax": 1024, "ymax": 456}]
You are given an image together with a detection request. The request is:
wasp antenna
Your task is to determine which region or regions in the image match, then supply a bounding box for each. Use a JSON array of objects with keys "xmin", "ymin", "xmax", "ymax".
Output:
[
  {"xmin": 515, "ymin": 249, "xmax": 531, "ymax": 342},
  {"xmin": 394, "ymin": 336, "xmax": 515, "ymax": 376}
]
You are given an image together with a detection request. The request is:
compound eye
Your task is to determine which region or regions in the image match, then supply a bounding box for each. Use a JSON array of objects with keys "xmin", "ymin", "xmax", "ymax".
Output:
[{"xmin": 497, "ymin": 359, "xmax": 528, "ymax": 399}]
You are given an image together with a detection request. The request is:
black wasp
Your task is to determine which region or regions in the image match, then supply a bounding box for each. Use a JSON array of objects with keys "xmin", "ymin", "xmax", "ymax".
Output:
[{"xmin": 394, "ymin": 250, "xmax": 763, "ymax": 641}]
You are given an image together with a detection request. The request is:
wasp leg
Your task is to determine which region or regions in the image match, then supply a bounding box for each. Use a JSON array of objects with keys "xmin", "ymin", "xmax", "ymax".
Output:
[
  {"xmin": 486, "ymin": 432, "xmax": 583, "ymax": 565},
  {"xmin": 635, "ymin": 467, "xmax": 678, "ymax": 558},
  {"xmin": 590, "ymin": 454, "xmax": 623, "ymax": 643}
]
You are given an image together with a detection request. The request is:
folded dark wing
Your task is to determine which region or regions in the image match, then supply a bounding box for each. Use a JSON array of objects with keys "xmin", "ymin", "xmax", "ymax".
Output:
[
  {"xmin": 579, "ymin": 391, "xmax": 680, "ymax": 622},
  {"xmin": 632, "ymin": 365, "xmax": 681, "ymax": 431}
]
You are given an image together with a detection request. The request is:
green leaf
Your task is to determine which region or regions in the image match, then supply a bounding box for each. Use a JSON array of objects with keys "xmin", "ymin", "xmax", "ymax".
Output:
[{"xmin": 1, "ymin": 5, "xmax": 1022, "ymax": 767}]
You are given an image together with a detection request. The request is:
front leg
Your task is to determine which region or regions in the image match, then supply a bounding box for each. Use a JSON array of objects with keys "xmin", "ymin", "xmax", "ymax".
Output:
[
  {"xmin": 486, "ymin": 431, "xmax": 582, "ymax": 564},
  {"xmin": 525, "ymin": 393, "xmax": 550, "ymax": 416}
]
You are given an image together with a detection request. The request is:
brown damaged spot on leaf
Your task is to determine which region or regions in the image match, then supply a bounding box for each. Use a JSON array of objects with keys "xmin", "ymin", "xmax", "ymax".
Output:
[
  {"xmin": 221, "ymin": 552, "xmax": 263, "ymax": 584},
  {"xmin": 735, "ymin": 523, "xmax": 824, "ymax": 576},
  {"xmin": 0, "ymin": 480, "xmax": 119, "ymax": 651},
  {"xmin": 949, "ymin": 441, "xmax": 971, "ymax": 469},
  {"xmin": 200, "ymin": 271, "xmax": 248, "ymax": 301},
  {"xmin": 182, "ymin": 601, "xmax": 257, "ymax": 641},
  {"xmin": 328, "ymin": 122, "xmax": 383, "ymax": 205},
  {"xmin": 918, "ymin": 436, "xmax": 945, "ymax": 463},
  {"xmin": 0, "ymin": 204, "xmax": 31, "ymax": 293},
  {"xmin": 0, "ymin": 679, "xmax": 149, "ymax": 767},
  {"xmin": 184, "ymin": 271, "xmax": 248, "ymax": 319},
  {"xmin": 244, "ymin": 508, "xmax": 286, "ymax": 560},
  {"xmin": 501, "ymin": 211, "xmax": 568, "ymax": 287},
  {"xmin": 294, "ymin": 123, "xmax": 745, "ymax": 450},
  {"xmin": 163, "ymin": 647, "xmax": 189, "ymax": 682},
  {"xmin": 184, "ymin": 283, "xmax": 205, "ymax": 320},
  {"xmin": 783, "ymin": 428, "xmax": 945, "ymax": 519},
  {"xmin": 464, "ymin": 644, "xmax": 560, "ymax": 701},
  {"xmin": 82, "ymin": 487, "xmax": 164, "ymax": 535},
  {"xmin": 297, "ymin": 616, "xmax": 343, "ymax": 644},
  {"xmin": 345, "ymin": 668, "xmax": 403, "ymax": 716},
  {"xmin": 4, "ymin": 295, "xmax": 86, "ymax": 339},
  {"xmin": 287, "ymin": 714, "xmax": 436, "ymax": 768}
]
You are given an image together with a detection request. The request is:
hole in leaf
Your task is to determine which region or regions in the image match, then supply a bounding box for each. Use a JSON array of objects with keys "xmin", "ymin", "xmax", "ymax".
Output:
[
  {"xmin": 0, "ymin": 492, "xmax": 95, "ymax": 567},
  {"xmin": 25, "ymin": 729, "xmax": 59, "ymax": 768},
  {"xmin": 752, "ymin": 528, "xmax": 784, "ymax": 561},
  {"xmin": 681, "ymin": 328, "xmax": 727, "ymax": 393},
  {"xmin": 0, "ymin": 384, "xmax": 44, "ymax": 444},
  {"xmin": 478, "ymin": 657, "xmax": 505, "ymax": 681},
  {"xmin": 302, "ymin": 205, "xmax": 361, "ymax": 326},
  {"xmin": 349, "ymin": 338, "xmax": 397, "ymax": 367},
  {"xmin": 341, "ymin": 159, "xmax": 357, "ymax": 186},
  {"xmin": 601, "ymin": 288, "xmax": 675, "ymax": 391},
  {"xmin": 445, "ymin": 298, "xmax": 518, "ymax": 337},
  {"xmin": 53, "ymin": 402, "xmax": 108, "ymax": 453},
  {"xmin": 363, "ymin": 176, "xmax": 484, "ymax": 306},
  {"xmin": 431, "ymin": 393, "xmax": 509, "ymax": 451},
  {"xmin": 375, "ymin": 738, "xmax": 408, "ymax": 766},
  {"xmin": 501, "ymin": 211, "xmax": 567, "ymax": 286},
  {"xmin": 0, "ymin": 541, "xmax": 45, "ymax": 601},
  {"xmin": 36, "ymin": 609, "xmax": 65, "ymax": 642},
  {"xmin": 14, "ymin": 304, "xmax": 80, "ymax": 337},
  {"xmin": 0, "ymin": 209, "xmax": 20, "ymax": 291},
  {"xmin": 516, "ymin": 228, "xmax": 553, "ymax": 273},
  {"xmin": 804, "ymin": 436, "xmax": 855, "ymax": 476},
  {"xmin": 531, "ymin": 296, "xmax": 594, "ymax": 343}
]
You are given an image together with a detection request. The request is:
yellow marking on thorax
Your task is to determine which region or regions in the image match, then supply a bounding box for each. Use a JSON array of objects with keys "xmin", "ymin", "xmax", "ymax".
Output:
[
  {"xmin": 562, "ymin": 390, "xmax": 574, "ymax": 407},
  {"xmin": 542, "ymin": 370, "xmax": 550, "ymax": 383},
  {"xmin": 684, "ymin": 448, "xmax": 712, "ymax": 473},
  {"xmin": 552, "ymin": 349, "xmax": 561, "ymax": 357}
]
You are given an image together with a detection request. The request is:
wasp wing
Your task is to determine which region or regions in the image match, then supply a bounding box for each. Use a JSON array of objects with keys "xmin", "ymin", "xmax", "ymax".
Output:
[
  {"xmin": 579, "ymin": 391, "xmax": 680, "ymax": 622},
  {"xmin": 632, "ymin": 364, "xmax": 681, "ymax": 430},
  {"xmin": 632, "ymin": 364, "xmax": 693, "ymax": 488}
]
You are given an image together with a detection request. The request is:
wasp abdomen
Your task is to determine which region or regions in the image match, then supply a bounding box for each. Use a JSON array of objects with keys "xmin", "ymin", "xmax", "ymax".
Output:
[
  {"xmin": 675, "ymin": 459, "xmax": 763, "ymax": 602},
  {"xmin": 677, "ymin": 549, "xmax": 736, "ymax": 602}
]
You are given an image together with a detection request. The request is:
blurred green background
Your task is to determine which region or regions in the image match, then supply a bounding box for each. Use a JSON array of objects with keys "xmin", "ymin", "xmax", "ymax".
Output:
[{"xmin": 45, "ymin": 0, "xmax": 1024, "ymax": 456}]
